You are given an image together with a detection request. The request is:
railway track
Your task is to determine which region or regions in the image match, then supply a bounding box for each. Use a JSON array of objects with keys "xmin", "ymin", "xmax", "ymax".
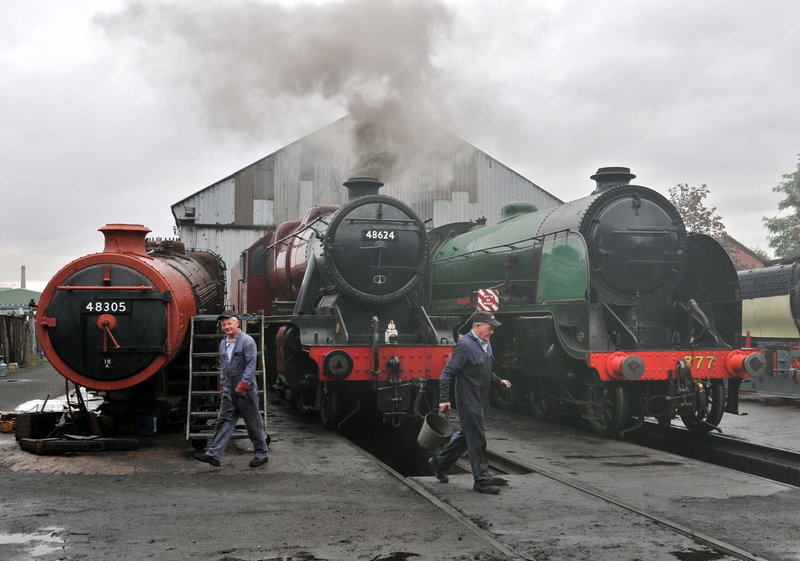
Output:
[
  {"xmin": 348, "ymin": 435, "xmax": 777, "ymax": 561},
  {"xmin": 489, "ymin": 406, "xmax": 800, "ymax": 487},
  {"xmin": 626, "ymin": 423, "xmax": 800, "ymax": 487},
  {"xmin": 344, "ymin": 439, "xmax": 527, "ymax": 561},
  {"xmin": 480, "ymin": 448, "xmax": 773, "ymax": 561}
]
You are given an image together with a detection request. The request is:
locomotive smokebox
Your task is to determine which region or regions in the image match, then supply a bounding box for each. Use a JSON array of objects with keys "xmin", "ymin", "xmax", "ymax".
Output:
[
  {"xmin": 590, "ymin": 166, "xmax": 636, "ymax": 194},
  {"xmin": 343, "ymin": 177, "xmax": 383, "ymax": 200},
  {"xmin": 37, "ymin": 223, "xmax": 225, "ymax": 392}
]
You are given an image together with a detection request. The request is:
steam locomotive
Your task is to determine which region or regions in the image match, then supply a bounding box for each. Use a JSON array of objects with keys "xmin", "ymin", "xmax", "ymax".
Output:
[
  {"xmin": 428, "ymin": 167, "xmax": 766, "ymax": 436},
  {"xmin": 36, "ymin": 224, "xmax": 226, "ymax": 423},
  {"xmin": 234, "ymin": 177, "xmax": 458, "ymax": 430},
  {"xmin": 37, "ymin": 168, "xmax": 767, "ymax": 440},
  {"xmin": 739, "ymin": 259, "xmax": 800, "ymax": 397}
]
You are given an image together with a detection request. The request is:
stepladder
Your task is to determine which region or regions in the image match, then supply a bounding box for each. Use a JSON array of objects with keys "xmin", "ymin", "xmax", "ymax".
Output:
[{"xmin": 185, "ymin": 314, "xmax": 269, "ymax": 450}]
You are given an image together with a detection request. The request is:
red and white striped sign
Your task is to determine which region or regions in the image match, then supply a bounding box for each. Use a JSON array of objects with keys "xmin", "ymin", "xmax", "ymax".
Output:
[{"xmin": 477, "ymin": 289, "xmax": 499, "ymax": 311}]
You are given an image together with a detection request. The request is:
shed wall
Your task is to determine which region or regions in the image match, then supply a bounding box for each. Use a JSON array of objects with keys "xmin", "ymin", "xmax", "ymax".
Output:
[{"xmin": 171, "ymin": 118, "xmax": 562, "ymax": 302}]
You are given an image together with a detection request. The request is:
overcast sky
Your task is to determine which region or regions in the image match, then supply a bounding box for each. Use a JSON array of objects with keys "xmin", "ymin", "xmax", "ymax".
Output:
[{"xmin": 2, "ymin": 0, "xmax": 799, "ymax": 292}]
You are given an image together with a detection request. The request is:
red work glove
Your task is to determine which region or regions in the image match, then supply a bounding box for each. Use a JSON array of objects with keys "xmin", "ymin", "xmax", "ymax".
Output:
[
  {"xmin": 234, "ymin": 381, "xmax": 249, "ymax": 397},
  {"xmin": 220, "ymin": 385, "xmax": 224, "ymax": 393}
]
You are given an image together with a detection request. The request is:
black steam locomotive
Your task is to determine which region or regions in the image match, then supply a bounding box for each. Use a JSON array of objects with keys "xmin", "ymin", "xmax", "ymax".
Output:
[
  {"xmin": 428, "ymin": 167, "xmax": 766, "ymax": 436},
  {"xmin": 237, "ymin": 177, "xmax": 458, "ymax": 430},
  {"xmin": 739, "ymin": 259, "xmax": 800, "ymax": 397}
]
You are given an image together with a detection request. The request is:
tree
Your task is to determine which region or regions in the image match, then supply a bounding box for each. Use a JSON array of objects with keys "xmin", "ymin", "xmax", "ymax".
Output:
[
  {"xmin": 751, "ymin": 246, "xmax": 771, "ymax": 262},
  {"xmin": 668, "ymin": 183, "xmax": 747, "ymax": 269},
  {"xmin": 763, "ymin": 155, "xmax": 800, "ymax": 258},
  {"xmin": 668, "ymin": 183, "xmax": 727, "ymax": 238}
]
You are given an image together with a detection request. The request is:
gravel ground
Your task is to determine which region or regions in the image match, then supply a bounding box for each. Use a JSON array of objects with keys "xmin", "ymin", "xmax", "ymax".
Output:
[{"xmin": 2, "ymin": 363, "xmax": 799, "ymax": 561}]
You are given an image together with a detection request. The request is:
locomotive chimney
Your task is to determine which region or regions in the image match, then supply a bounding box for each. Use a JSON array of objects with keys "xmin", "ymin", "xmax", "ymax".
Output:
[
  {"xmin": 99, "ymin": 224, "xmax": 151, "ymax": 257},
  {"xmin": 590, "ymin": 166, "xmax": 636, "ymax": 194},
  {"xmin": 343, "ymin": 177, "xmax": 383, "ymax": 200}
]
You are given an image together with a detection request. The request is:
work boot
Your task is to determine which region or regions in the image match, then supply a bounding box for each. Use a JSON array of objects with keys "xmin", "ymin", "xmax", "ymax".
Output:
[
  {"xmin": 490, "ymin": 476, "xmax": 508, "ymax": 486},
  {"xmin": 249, "ymin": 456, "xmax": 269, "ymax": 468},
  {"xmin": 473, "ymin": 481, "xmax": 501, "ymax": 494},
  {"xmin": 428, "ymin": 456, "xmax": 449, "ymax": 483},
  {"xmin": 193, "ymin": 452, "xmax": 220, "ymax": 467}
]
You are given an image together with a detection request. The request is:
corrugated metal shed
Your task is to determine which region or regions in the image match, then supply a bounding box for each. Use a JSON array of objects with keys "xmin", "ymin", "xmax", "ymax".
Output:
[{"xmin": 171, "ymin": 117, "xmax": 563, "ymax": 297}]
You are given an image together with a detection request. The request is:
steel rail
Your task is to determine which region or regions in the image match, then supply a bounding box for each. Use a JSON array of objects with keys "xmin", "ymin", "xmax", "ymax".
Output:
[
  {"xmin": 483, "ymin": 448, "xmax": 771, "ymax": 561},
  {"xmin": 629, "ymin": 423, "xmax": 800, "ymax": 487},
  {"xmin": 344, "ymin": 439, "xmax": 530, "ymax": 561}
]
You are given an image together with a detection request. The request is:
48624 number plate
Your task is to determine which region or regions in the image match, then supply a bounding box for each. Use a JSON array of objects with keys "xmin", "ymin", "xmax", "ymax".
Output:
[{"xmin": 362, "ymin": 229, "xmax": 397, "ymax": 241}]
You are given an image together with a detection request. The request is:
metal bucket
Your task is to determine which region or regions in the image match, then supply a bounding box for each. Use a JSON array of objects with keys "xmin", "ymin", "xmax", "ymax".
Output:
[{"xmin": 417, "ymin": 412, "xmax": 453, "ymax": 450}]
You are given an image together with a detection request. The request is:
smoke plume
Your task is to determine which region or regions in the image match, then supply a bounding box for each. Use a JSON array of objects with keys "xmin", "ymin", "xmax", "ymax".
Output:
[{"xmin": 96, "ymin": 0, "xmax": 455, "ymax": 180}]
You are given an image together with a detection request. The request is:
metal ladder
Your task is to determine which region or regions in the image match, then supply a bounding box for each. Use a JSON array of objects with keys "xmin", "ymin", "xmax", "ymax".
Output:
[{"xmin": 185, "ymin": 315, "xmax": 268, "ymax": 449}]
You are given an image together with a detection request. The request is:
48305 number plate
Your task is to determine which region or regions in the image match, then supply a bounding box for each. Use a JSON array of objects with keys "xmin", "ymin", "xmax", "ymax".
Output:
[{"xmin": 82, "ymin": 301, "xmax": 131, "ymax": 314}]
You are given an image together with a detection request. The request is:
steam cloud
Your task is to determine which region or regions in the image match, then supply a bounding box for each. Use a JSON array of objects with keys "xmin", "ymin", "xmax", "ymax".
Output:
[{"xmin": 96, "ymin": 0, "xmax": 455, "ymax": 181}]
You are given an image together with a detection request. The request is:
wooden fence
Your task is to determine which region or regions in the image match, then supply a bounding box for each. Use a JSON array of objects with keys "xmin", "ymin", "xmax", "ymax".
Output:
[{"xmin": 0, "ymin": 311, "xmax": 40, "ymax": 366}]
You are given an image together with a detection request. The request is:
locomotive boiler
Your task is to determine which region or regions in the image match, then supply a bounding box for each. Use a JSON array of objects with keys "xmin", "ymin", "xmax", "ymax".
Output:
[
  {"xmin": 429, "ymin": 167, "xmax": 766, "ymax": 436},
  {"xmin": 36, "ymin": 224, "xmax": 226, "ymax": 404},
  {"xmin": 739, "ymin": 259, "xmax": 800, "ymax": 396},
  {"xmin": 243, "ymin": 177, "xmax": 458, "ymax": 429}
]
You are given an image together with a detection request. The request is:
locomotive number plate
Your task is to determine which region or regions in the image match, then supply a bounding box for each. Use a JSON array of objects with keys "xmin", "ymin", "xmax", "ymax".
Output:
[
  {"xmin": 362, "ymin": 229, "xmax": 397, "ymax": 241},
  {"xmin": 683, "ymin": 355, "xmax": 716, "ymax": 370},
  {"xmin": 82, "ymin": 300, "xmax": 131, "ymax": 314}
]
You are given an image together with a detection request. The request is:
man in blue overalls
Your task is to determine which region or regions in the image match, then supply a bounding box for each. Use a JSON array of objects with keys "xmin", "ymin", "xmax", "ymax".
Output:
[
  {"xmin": 194, "ymin": 311, "xmax": 269, "ymax": 468},
  {"xmin": 428, "ymin": 310, "xmax": 511, "ymax": 494}
]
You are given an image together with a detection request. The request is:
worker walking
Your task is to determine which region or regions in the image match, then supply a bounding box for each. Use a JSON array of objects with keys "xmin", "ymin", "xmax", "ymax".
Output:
[
  {"xmin": 194, "ymin": 311, "xmax": 269, "ymax": 468},
  {"xmin": 428, "ymin": 310, "xmax": 511, "ymax": 494}
]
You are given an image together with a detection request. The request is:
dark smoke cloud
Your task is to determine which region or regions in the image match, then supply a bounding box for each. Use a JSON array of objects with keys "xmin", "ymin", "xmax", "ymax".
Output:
[{"xmin": 96, "ymin": 0, "xmax": 454, "ymax": 180}]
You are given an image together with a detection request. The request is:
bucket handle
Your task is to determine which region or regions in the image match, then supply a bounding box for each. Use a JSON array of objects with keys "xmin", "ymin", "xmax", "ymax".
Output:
[{"xmin": 429, "ymin": 406, "xmax": 450, "ymax": 419}]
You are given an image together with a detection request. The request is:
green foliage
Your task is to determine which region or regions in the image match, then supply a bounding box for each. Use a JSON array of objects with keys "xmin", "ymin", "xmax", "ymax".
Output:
[
  {"xmin": 751, "ymin": 246, "xmax": 771, "ymax": 262},
  {"xmin": 668, "ymin": 183, "xmax": 752, "ymax": 270},
  {"xmin": 668, "ymin": 183, "xmax": 727, "ymax": 238},
  {"xmin": 763, "ymin": 155, "xmax": 800, "ymax": 258}
]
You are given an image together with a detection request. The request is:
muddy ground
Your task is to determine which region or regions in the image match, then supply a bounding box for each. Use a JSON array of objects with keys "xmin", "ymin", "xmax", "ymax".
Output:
[{"xmin": 0, "ymin": 363, "xmax": 499, "ymax": 561}]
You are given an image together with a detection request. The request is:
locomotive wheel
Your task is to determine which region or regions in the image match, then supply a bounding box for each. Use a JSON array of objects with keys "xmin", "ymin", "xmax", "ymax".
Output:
[
  {"xmin": 317, "ymin": 382, "xmax": 341, "ymax": 430},
  {"xmin": 586, "ymin": 382, "xmax": 629, "ymax": 437},
  {"xmin": 680, "ymin": 380, "xmax": 725, "ymax": 433},
  {"xmin": 528, "ymin": 382, "xmax": 557, "ymax": 420},
  {"xmin": 490, "ymin": 385, "xmax": 515, "ymax": 410}
]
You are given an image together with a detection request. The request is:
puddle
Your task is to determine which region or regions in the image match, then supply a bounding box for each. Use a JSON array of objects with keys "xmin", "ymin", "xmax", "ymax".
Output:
[
  {"xmin": 257, "ymin": 554, "xmax": 323, "ymax": 561},
  {"xmin": 0, "ymin": 528, "xmax": 64, "ymax": 557},
  {"xmin": 603, "ymin": 460, "xmax": 684, "ymax": 467},
  {"xmin": 671, "ymin": 548, "xmax": 724, "ymax": 561},
  {"xmin": 254, "ymin": 553, "xmax": 418, "ymax": 561}
]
